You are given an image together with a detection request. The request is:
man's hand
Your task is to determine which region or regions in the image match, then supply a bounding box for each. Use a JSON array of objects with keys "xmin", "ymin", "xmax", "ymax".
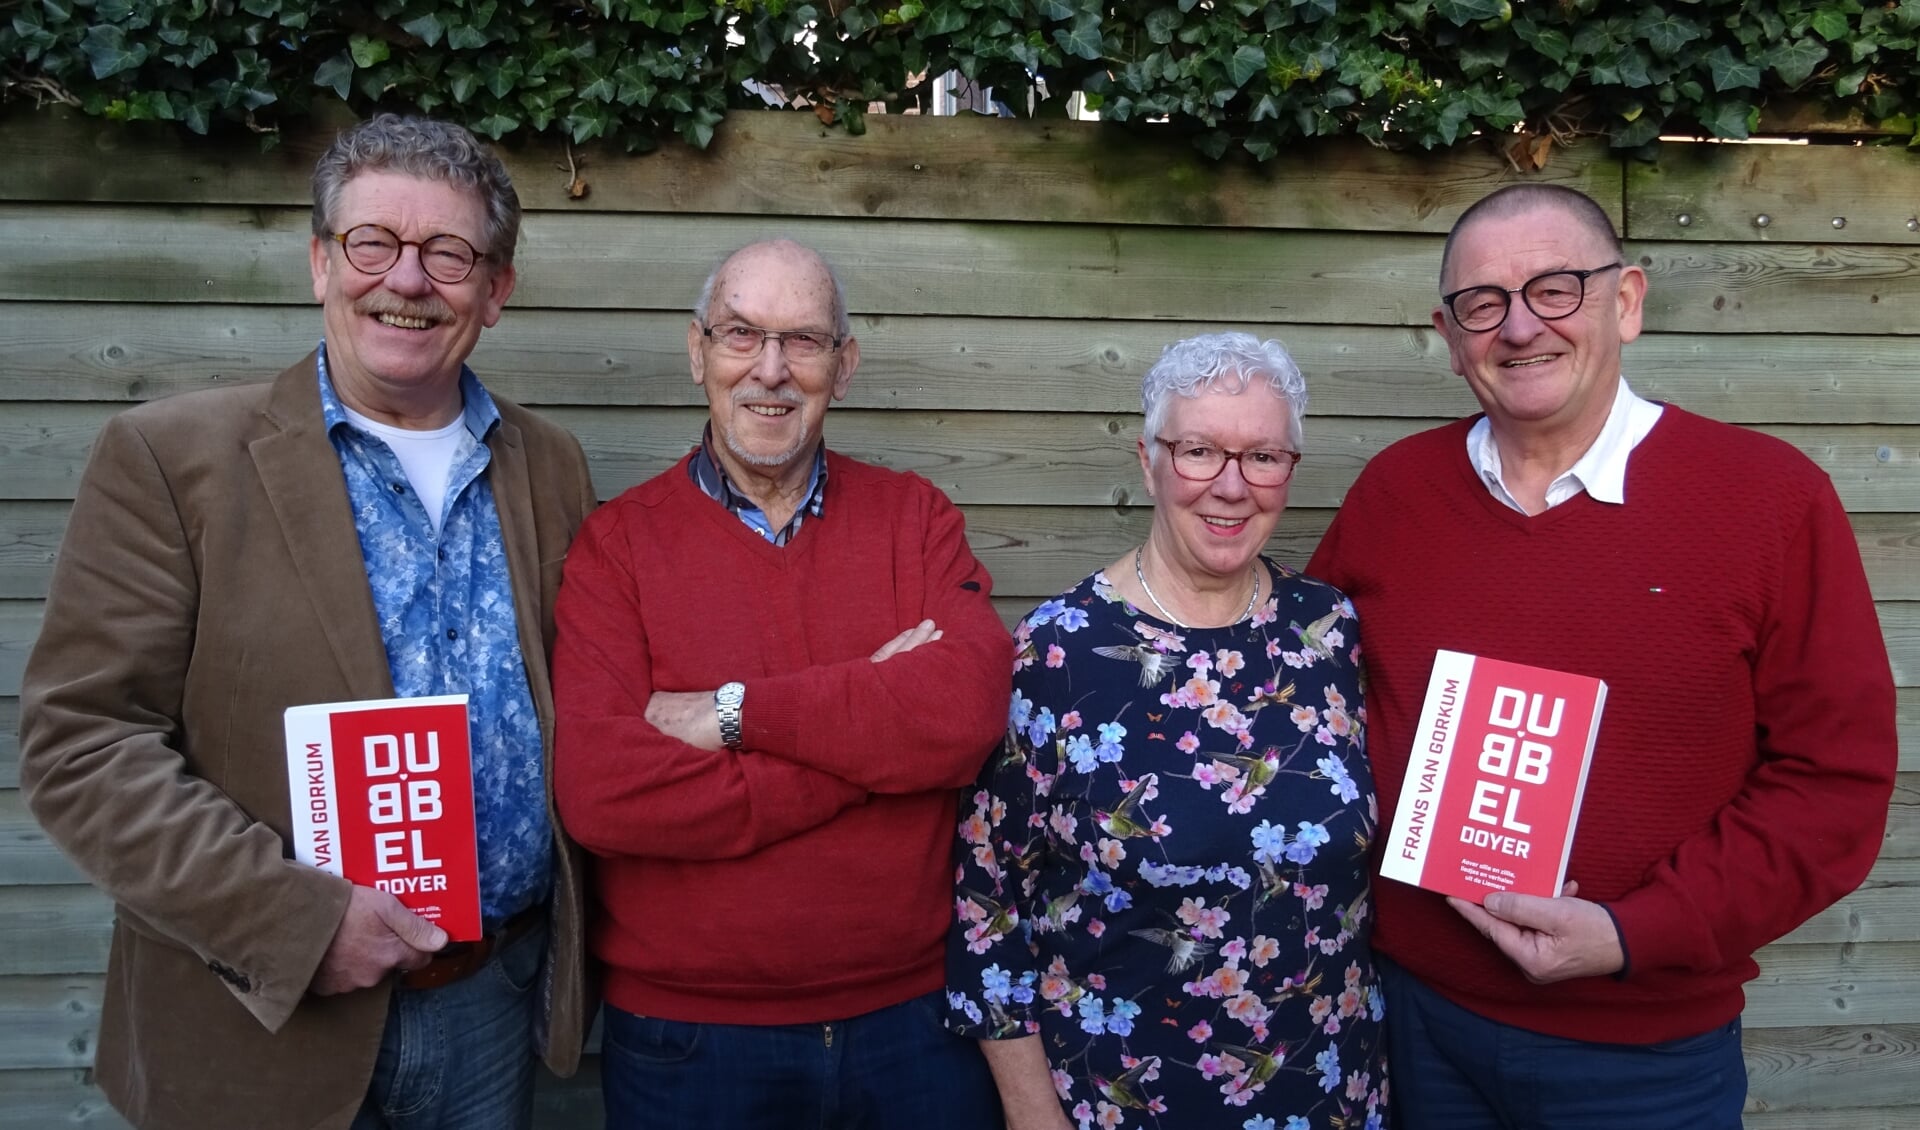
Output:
[
  {"xmin": 311, "ymin": 885, "xmax": 446, "ymax": 995},
  {"xmin": 871, "ymin": 618, "xmax": 942, "ymax": 662},
  {"xmin": 646, "ymin": 689, "xmax": 725, "ymax": 750},
  {"xmin": 1447, "ymin": 880, "xmax": 1625, "ymax": 984}
]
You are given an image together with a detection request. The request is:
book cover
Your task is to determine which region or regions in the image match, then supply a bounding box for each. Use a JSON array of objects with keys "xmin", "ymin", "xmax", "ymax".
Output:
[
  {"xmin": 1379, "ymin": 650, "xmax": 1607, "ymax": 903},
  {"xmin": 284, "ymin": 695, "xmax": 482, "ymax": 941}
]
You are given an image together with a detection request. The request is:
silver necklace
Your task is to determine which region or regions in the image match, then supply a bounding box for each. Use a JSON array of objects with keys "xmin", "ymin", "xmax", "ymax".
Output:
[{"xmin": 1133, "ymin": 546, "xmax": 1260, "ymax": 630}]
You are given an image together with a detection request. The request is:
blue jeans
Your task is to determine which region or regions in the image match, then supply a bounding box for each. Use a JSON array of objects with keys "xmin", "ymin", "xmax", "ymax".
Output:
[
  {"xmin": 601, "ymin": 990, "xmax": 1002, "ymax": 1130},
  {"xmin": 350, "ymin": 919, "xmax": 546, "ymax": 1130},
  {"xmin": 1379, "ymin": 955, "xmax": 1746, "ymax": 1130}
]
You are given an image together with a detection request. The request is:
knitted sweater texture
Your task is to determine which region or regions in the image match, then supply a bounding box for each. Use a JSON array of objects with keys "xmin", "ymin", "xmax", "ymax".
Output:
[
  {"xmin": 1309, "ymin": 406, "xmax": 1896, "ymax": 1043},
  {"xmin": 552, "ymin": 451, "xmax": 1011, "ymax": 1024}
]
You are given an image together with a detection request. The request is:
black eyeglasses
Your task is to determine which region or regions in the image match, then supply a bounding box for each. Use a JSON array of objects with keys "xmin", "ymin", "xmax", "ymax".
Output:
[
  {"xmin": 1442, "ymin": 264, "xmax": 1624, "ymax": 333},
  {"xmin": 702, "ymin": 323, "xmax": 843, "ymax": 362},
  {"xmin": 1154, "ymin": 439, "xmax": 1301, "ymax": 487},
  {"xmin": 330, "ymin": 224, "xmax": 488, "ymax": 285}
]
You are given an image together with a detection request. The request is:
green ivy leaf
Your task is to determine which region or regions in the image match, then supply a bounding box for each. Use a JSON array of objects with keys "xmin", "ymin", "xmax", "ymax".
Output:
[
  {"xmin": 446, "ymin": 23, "xmax": 489, "ymax": 50},
  {"xmin": 1767, "ymin": 38, "xmax": 1828, "ymax": 85},
  {"xmin": 1633, "ymin": 10, "xmax": 1704, "ymax": 57},
  {"xmin": 1145, "ymin": 7, "xmax": 1181, "ymax": 44},
  {"xmin": 1810, "ymin": 7, "xmax": 1852, "ymax": 42},
  {"xmin": 312, "ymin": 49, "xmax": 354, "ymax": 98},
  {"xmin": 1033, "ymin": 0, "xmax": 1073, "ymax": 20},
  {"xmin": 80, "ymin": 24, "xmax": 149, "ymax": 79},
  {"xmin": 472, "ymin": 111, "xmax": 520, "ymax": 138},
  {"xmin": 1226, "ymin": 43, "xmax": 1265, "ymax": 88},
  {"xmin": 924, "ymin": 2, "xmax": 968, "ymax": 35},
  {"xmin": 1051, "ymin": 15, "xmax": 1103, "ymax": 61},
  {"xmin": 1698, "ymin": 96, "xmax": 1755, "ymax": 138},
  {"xmin": 1433, "ymin": 0, "xmax": 1506, "ymax": 26},
  {"xmin": 349, "ymin": 34, "xmax": 390, "ymax": 68},
  {"xmin": 1705, "ymin": 45, "xmax": 1760, "ymax": 90},
  {"xmin": 401, "ymin": 14, "xmax": 446, "ymax": 47}
]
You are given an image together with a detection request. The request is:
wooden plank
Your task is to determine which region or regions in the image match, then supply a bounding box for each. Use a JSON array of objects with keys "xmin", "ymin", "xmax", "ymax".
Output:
[
  {"xmin": 1746, "ymin": 1112, "xmax": 1920, "ymax": 1130},
  {"xmin": 1854, "ymin": 515, "xmax": 1920, "ymax": 602},
  {"xmin": 1902, "ymin": 689, "xmax": 1920, "ymax": 775},
  {"xmin": 7, "ymin": 400, "xmax": 1919, "ymax": 514},
  {"xmin": 4, "ymin": 490, "xmax": 1915, "ymax": 607},
  {"xmin": 1779, "ymin": 857, "xmax": 1920, "ymax": 946},
  {"xmin": 0, "ymin": 502, "xmax": 66, "ymax": 602},
  {"xmin": 0, "ymin": 107, "xmax": 1620, "ymax": 235},
  {"xmin": 1629, "ymin": 142, "xmax": 1920, "ymax": 245},
  {"xmin": 0, "ymin": 790, "xmax": 83, "ymax": 886},
  {"xmin": 1883, "ymin": 774, "xmax": 1920, "ymax": 861},
  {"xmin": 0, "ymin": 203, "xmax": 1445, "ymax": 325},
  {"xmin": 0, "ymin": 699, "xmax": 17, "ymax": 790},
  {"xmin": 1743, "ymin": 1024, "xmax": 1920, "ymax": 1116},
  {"xmin": 1885, "ymin": 604, "xmax": 1920, "ymax": 687},
  {"xmin": 1745, "ymin": 940, "xmax": 1920, "ymax": 1028},
  {"xmin": 0, "ymin": 886, "xmax": 109, "ymax": 977},
  {"xmin": 7, "ymin": 301, "xmax": 1920, "ymax": 427},
  {"xmin": 0, "ymin": 605, "xmax": 38, "ymax": 702},
  {"xmin": 0, "ymin": 976, "xmax": 102, "ymax": 1070},
  {"xmin": 0, "ymin": 1068, "xmax": 130, "ymax": 1129},
  {"xmin": 1632, "ymin": 239, "xmax": 1920, "ymax": 338},
  {"xmin": 10, "ymin": 203, "xmax": 1920, "ymax": 336}
]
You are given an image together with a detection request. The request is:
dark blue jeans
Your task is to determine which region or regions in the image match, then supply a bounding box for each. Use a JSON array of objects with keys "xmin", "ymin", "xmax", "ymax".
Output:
[
  {"xmin": 1379, "ymin": 955, "xmax": 1746, "ymax": 1130},
  {"xmin": 350, "ymin": 919, "xmax": 545, "ymax": 1130},
  {"xmin": 601, "ymin": 990, "xmax": 1002, "ymax": 1130}
]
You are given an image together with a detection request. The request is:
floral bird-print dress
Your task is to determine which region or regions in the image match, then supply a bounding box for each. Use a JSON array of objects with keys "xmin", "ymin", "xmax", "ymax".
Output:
[{"xmin": 946, "ymin": 561, "xmax": 1388, "ymax": 1130}]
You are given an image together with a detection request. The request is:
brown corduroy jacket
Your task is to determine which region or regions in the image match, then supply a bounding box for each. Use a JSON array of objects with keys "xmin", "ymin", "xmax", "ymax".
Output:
[{"xmin": 20, "ymin": 355, "xmax": 597, "ymax": 1129}]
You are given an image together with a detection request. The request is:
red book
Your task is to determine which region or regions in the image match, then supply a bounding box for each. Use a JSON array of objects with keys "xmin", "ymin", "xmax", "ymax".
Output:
[
  {"xmin": 1379, "ymin": 650, "xmax": 1607, "ymax": 903},
  {"xmin": 284, "ymin": 695, "xmax": 483, "ymax": 941}
]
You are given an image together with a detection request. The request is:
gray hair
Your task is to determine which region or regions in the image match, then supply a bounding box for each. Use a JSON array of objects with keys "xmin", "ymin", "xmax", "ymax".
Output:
[
  {"xmin": 1440, "ymin": 184, "xmax": 1622, "ymax": 291},
  {"xmin": 694, "ymin": 240, "xmax": 852, "ymax": 339},
  {"xmin": 1141, "ymin": 332, "xmax": 1308, "ymax": 454},
  {"xmin": 311, "ymin": 114, "xmax": 521, "ymax": 266}
]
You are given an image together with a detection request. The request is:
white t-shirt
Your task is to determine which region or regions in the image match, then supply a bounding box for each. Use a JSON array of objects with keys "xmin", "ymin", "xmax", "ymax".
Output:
[{"xmin": 341, "ymin": 405, "xmax": 469, "ymax": 535}]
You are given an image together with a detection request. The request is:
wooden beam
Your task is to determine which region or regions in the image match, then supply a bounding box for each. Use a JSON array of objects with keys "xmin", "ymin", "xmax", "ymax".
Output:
[
  {"xmin": 0, "ymin": 975, "xmax": 101, "ymax": 1070},
  {"xmin": 0, "ymin": 699, "xmax": 18, "ymax": 790},
  {"xmin": 0, "ymin": 886, "xmax": 109, "ymax": 977},
  {"xmin": 0, "ymin": 791, "xmax": 82, "ymax": 886},
  {"xmin": 0, "ymin": 606, "xmax": 39, "ymax": 704},
  {"xmin": 6, "ymin": 301, "xmax": 1919, "ymax": 427},
  {"xmin": 6, "ymin": 401, "xmax": 1918, "ymax": 514},
  {"xmin": 10, "ymin": 203, "xmax": 1920, "ymax": 335},
  {"xmin": 1746, "ymin": 940, "xmax": 1920, "ymax": 1029},
  {"xmin": 1743, "ymin": 1024, "xmax": 1920, "ymax": 1116},
  {"xmin": 1779, "ymin": 857, "xmax": 1920, "ymax": 946},
  {"xmin": 0, "ymin": 1068, "xmax": 130, "ymax": 1129},
  {"xmin": 0, "ymin": 107, "xmax": 1620, "ymax": 235},
  {"xmin": 1630, "ymin": 142, "xmax": 1920, "ymax": 245}
]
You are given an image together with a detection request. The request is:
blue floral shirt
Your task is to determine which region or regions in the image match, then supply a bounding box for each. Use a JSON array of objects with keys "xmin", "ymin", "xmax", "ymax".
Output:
[
  {"xmin": 317, "ymin": 345, "xmax": 550, "ymax": 928},
  {"xmin": 946, "ymin": 562, "xmax": 1388, "ymax": 1130}
]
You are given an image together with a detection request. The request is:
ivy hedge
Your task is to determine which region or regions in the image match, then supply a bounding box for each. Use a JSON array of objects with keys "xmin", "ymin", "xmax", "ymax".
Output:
[{"xmin": 5, "ymin": 0, "xmax": 1918, "ymax": 160}]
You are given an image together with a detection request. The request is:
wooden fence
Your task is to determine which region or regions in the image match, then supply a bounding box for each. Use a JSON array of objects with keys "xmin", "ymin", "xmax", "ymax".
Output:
[{"xmin": 0, "ymin": 106, "xmax": 1914, "ymax": 1127}]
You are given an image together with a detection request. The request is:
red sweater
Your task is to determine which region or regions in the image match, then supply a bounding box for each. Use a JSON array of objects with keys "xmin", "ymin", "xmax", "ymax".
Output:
[
  {"xmin": 1309, "ymin": 406, "xmax": 1896, "ymax": 1043},
  {"xmin": 552, "ymin": 451, "xmax": 1011, "ymax": 1024}
]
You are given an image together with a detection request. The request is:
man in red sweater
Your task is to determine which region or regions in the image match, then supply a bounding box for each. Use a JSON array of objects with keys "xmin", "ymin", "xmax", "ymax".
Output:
[
  {"xmin": 1309, "ymin": 185, "xmax": 1897, "ymax": 1128},
  {"xmin": 551, "ymin": 239, "xmax": 1009, "ymax": 1128}
]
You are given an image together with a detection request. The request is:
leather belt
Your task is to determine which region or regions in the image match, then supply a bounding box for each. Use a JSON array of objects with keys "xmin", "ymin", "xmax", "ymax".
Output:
[{"xmin": 399, "ymin": 905, "xmax": 542, "ymax": 992}]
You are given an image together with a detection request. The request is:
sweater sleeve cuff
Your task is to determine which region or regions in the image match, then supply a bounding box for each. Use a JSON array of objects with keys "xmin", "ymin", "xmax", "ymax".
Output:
[
  {"xmin": 1600, "ymin": 902, "xmax": 1631, "ymax": 981},
  {"xmin": 1602, "ymin": 882, "xmax": 1718, "ymax": 977}
]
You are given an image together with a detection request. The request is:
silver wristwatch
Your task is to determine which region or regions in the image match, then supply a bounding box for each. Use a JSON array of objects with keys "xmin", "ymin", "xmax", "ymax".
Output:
[{"xmin": 714, "ymin": 681, "xmax": 746, "ymax": 750}]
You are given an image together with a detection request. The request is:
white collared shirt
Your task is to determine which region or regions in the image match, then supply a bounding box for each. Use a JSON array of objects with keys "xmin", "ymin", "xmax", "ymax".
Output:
[{"xmin": 1466, "ymin": 378, "xmax": 1665, "ymax": 514}]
